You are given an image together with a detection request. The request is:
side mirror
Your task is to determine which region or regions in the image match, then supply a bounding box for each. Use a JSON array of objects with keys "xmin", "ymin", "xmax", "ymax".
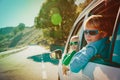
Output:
[{"xmin": 50, "ymin": 49, "xmax": 62, "ymax": 59}]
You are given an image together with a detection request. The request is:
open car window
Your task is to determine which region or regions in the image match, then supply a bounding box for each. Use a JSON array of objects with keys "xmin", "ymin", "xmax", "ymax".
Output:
[
  {"xmin": 84, "ymin": 0, "xmax": 120, "ymax": 66},
  {"xmin": 112, "ymin": 7, "xmax": 120, "ymax": 64},
  {"xmin": 113, "ymin": 23, "xmax": 120, "ymax": 64},
  {"xmin": 66, "ymin": 17, "xmax": 85, "ymax": 53}
]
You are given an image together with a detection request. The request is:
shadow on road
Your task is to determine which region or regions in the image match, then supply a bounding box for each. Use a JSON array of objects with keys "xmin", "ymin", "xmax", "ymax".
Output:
[{"xmin": 27, "ymin": 53, "xmax": 59, "ymax": 65}]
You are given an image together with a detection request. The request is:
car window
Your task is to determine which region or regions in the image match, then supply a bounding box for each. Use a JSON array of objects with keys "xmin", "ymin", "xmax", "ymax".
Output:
[
  {"xmin": 84, "ymin": 1, "xmax": 120, "ymax": 65},
  {"xmin": 81, "ymin": 1, "xmax": 120, "ymax": 50},
  {"xmin": 89, "ymin": 1, "xmax": 119, "ymax": 34},
  {"xmin": 66, "ymin": 17, "xmax": 84, "ymax": 53},
  {"xmin": 112, "ymin": 23, "xmax": 120, "ymax": 64}
]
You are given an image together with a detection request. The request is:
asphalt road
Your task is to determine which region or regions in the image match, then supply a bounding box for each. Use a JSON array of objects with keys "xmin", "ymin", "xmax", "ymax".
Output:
[{"xmin": 0, "ymin": 45, "xmax": 59, "ymax": 80}]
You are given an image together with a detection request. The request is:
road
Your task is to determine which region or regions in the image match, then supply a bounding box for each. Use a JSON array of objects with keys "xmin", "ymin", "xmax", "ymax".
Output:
[{"xmin": 0, "ymin": 45, "xmax": 59, "ymax": 80}]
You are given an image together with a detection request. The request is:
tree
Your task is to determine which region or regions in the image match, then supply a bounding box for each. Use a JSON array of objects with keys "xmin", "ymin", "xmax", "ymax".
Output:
[
  {"xmin": 35, "ymin": 0, "xmax": 77, "ymax": 45},
  {"xmin": 17, "ymin": 23, "xmax": 25, "ymax": 31},
  {"xmin": 34, "ymin": 0, "xmax": 93, "ymax": 45}
]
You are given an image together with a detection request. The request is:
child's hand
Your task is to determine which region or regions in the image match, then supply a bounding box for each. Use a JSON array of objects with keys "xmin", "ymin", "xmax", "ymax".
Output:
[{"xmin": 62, "ymin": 65, "xmax": 69, "ymax": 75}]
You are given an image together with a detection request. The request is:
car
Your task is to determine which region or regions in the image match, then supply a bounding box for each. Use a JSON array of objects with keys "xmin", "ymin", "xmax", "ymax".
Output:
[{"xmin": 50, "ymin": 0, "xmax": 120, "ymax": 80}]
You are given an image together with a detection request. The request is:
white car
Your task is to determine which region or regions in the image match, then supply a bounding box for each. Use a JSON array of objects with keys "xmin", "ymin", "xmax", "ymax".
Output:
[{"xmin": 51, "ymin": 0, "xmax": 120, "ymax": 80}]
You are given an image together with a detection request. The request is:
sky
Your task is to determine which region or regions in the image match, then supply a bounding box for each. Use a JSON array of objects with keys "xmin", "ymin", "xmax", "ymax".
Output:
[
  {"xmin": 0, "ymin": 0, "xmax": 45, "ymax": 28},
  {"xmin": 75, "ymin": 0, "xmax": 86, "ymax": 6}
]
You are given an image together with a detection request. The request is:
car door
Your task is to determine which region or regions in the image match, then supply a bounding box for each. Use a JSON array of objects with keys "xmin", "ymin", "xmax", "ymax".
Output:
[
  {"xmin": 81, "ymin": 2, "xmax": 120, "ymax": 80},
  {"xmin": 58, "ymin": 0, "xmax": 120, "ymax": 80}
]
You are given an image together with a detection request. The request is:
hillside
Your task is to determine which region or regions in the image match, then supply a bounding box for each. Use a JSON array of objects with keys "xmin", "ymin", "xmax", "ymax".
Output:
[
  {"xmin": 0, "ymin": 27, "xmax": 14, "ymax": 35},
  {"xmin": 0, "ymin": 27, "xmax": 43, "ymax": 52}
]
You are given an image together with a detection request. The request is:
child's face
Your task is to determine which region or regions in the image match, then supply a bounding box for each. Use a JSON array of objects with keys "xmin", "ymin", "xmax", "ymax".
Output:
[
  {"xmin": 70, "ymin": 38, "xmax": 78, "ymax": 51},
  {"xmin": 84, "ymin": 27, "xmax": 104, "ymax": 44}
]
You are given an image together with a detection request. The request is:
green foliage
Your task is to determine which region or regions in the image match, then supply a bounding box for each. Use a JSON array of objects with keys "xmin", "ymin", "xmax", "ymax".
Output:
[
  {"xmin": 76, "ymin": 0, "xmax": 93, "ymax": 13},
  {"xmin": 0, "ymin": 35, "xmax": 4, "ymax": 41},
  {"xmin": 0, "ymin": 25, "xmax": 44, "ymax": 52},
  {"xmin": 51, "ymin": 13, "xmax": 62, "ymax": 25},
  {"xmin": 0, "ymin": 0, "xmax": 93, "ymax": 52},
  {"xmin": 0, "ymin": 27, "xmax": 14, "ymax": 35},
  {"xmin": 35, "ymin": 0, "xmax": 78, "ymax": 45},
  {"xmin": 0, "ymin": 47, "xmax": 7, "ymax": 52},
  {"xmin": 13, "ymin": 23, "xmax": 25, "ymax": 34},
  {"xmin": 35, "ymin": 0, "xmax": 94, "ymax": 46},
  {"xmin": 9, "ymin": 33, "xmax": 23, "ymax": 47},
  {"xmin": 0, "ymin": 39, "xmax": 10, "ymax": 52},
  {"xmin": 17, "ymin": 23, "xmax": 25, "ymax": 31}
]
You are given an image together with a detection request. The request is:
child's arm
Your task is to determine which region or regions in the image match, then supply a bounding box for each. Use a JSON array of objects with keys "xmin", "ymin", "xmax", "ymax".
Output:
[
  {"xmin": 62, "ymin": 51, "xmax": 76, "ymax": 65},
  {"xmin": 70, "ymin": 46, "xmax": 97, "ymax": 73}
]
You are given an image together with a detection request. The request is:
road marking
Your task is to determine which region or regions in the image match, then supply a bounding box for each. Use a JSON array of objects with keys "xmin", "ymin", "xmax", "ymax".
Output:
[
  {"xmin": 42, "ymin": 70, "xmax": 47, "ymax": 80},
  {"xmin": 41, "ymin": 56, "xmax": 47, "ymax": 80},
  {"xmin": 42, "ymin": 62, "xmax": 45, "ymax": 69}
]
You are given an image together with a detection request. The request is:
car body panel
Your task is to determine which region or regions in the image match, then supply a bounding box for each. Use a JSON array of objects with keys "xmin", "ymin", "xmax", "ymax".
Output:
[{"xmin": 57, "ymin": 0, "xmax": 120, "ymax": 80}]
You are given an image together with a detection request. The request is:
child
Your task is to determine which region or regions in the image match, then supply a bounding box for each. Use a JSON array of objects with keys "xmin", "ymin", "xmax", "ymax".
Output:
[
  {"xmin": 62, "ymin": 36, "xmax": 79, "ymax": 65},
  {"xmin": 69, "ymin": 15, "xmax": 111, "ymax": 73},
  {"xmin": 62, "ymin": 36, "xmax": 79, "ymax": 75}
]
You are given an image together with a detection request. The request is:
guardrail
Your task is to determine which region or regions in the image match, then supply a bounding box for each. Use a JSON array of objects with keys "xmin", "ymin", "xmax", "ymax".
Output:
[{"xmin": 0, "ymin": 46, "xmax": 28, "ymax": 58}]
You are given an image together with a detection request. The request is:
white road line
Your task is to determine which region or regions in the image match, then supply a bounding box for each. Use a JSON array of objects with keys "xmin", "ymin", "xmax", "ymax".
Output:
[
  {"xmin": 41, "ymin": 57, "xmax": 47, "ymax": 80},
  {"xmin": 42, "ymin": 70, "xmax": 47, "ymax": 80},
  {"xmin": 42, "ymin": 63, "xmax": 45, "ymax": 69}
]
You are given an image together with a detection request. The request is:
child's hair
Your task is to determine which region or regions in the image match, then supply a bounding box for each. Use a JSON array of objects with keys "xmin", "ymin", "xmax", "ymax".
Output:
[
  {"xmin": 84, "ymin": 15, "xmax": 112, "ymax": 36},
  {"xmin": 70, "ymin": 36, "xmax": 79, "ymax": 42}
]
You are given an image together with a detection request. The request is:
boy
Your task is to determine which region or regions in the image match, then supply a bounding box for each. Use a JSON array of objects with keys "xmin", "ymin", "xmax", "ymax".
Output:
[
  {"xmin": 70, "ymin": 15, "xmax": 111, "ymax": 73},
  {"xmin": 62, "ymin": 36, "xmax": 79, "ymax": 65},
  {"xmin": 62, "ymin": 36, "xmax": 79, "ymax": 75}
]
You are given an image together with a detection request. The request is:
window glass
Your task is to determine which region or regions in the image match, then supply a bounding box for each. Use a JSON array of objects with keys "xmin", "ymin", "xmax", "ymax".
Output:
[
  {"xmin": 66, "ymin": 18, "xmax": 84, "ymax": 53},
  {"xmin": 88, "ymin": 0, "xmax": 119, "ymax": 63},
  {"xmin": 112, "ymin": 23, "xmax": 120, "ymax": 64}
]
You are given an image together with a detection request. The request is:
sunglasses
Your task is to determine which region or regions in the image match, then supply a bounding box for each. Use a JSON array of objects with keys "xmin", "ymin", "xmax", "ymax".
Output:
[
  {"xmin": 69, "ymin": 41, "xmax": 78, "ymax": 45},
  {"xmin": 84, "ymin": 30, "xmax": 103, "ymax": 36}
]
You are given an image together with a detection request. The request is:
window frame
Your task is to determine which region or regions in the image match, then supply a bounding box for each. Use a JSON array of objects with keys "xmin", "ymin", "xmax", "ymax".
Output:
[
  {"xmin": 65, "ymin": 17, "xmax": 85, "ymax": 54},
  {"xmin": 110, "ymin": 7, "xmax": 120, "ymax": 64},
  {"xmin": 89, "ymin": 7, "xmax": 120, "ymax": 67},
  {"xmin": 80, "ymin": 1, "xmax": 120, "ymax": 67},
  {"xmin": 63, "ymin": 0, "xmax": 120, "ymax": 68}
]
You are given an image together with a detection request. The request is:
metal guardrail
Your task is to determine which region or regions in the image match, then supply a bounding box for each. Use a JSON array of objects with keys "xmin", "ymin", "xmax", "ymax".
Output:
[{"xmin": 0, "ymin": 46, "xmax": 28, "ymax": 58}]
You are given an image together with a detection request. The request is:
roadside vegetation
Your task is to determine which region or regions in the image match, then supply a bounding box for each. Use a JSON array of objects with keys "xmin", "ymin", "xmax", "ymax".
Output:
[
  {"xmin": 0, "ymin": 24, "xmax": 42, "ymax": 52},
  {"xmin": 34, "ymin": 0, "xmax": 92, "ymax": 47},
  {"xmin": 0, "ymin": 0, "xmax": 92, "ymax": 52}
]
